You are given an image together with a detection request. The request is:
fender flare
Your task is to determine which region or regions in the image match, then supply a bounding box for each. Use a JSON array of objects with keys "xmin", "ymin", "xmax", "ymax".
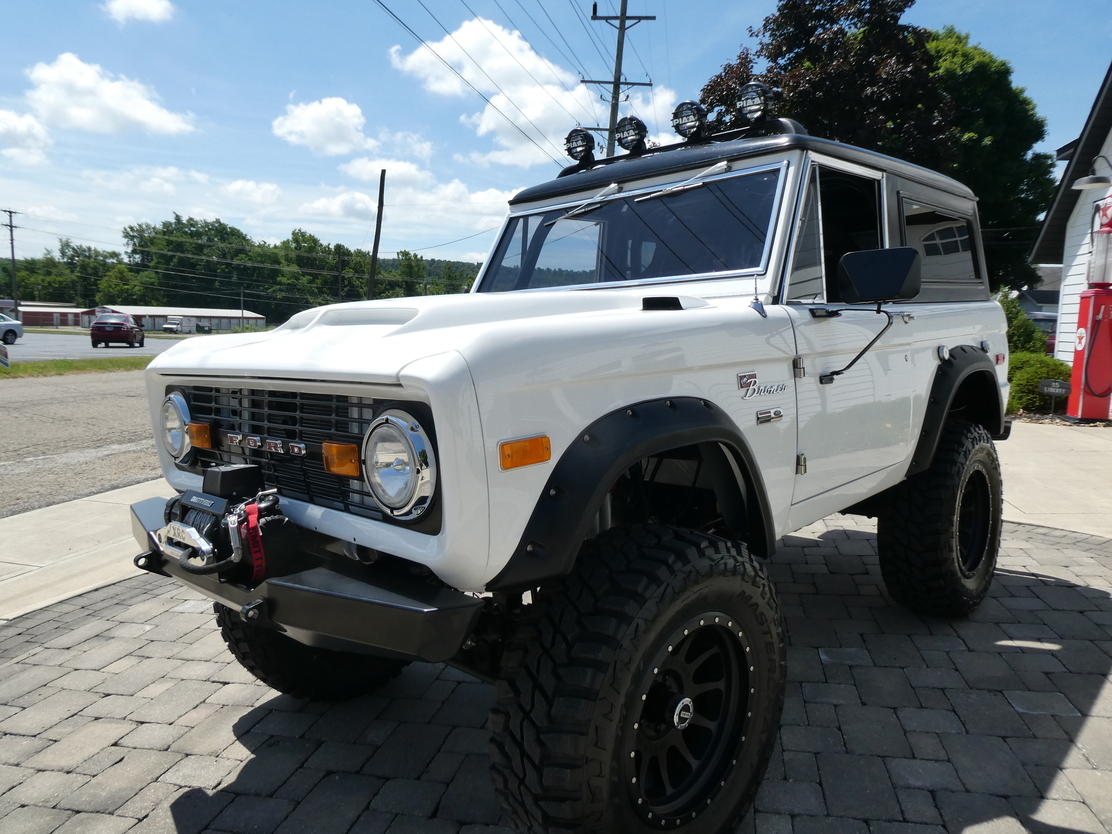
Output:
[
  {"xmin": 485, "ymin": 397, "xmax": 775, "ymax": 592},
  {"xmin": 906, "ymin": 344, "xmax": 1007, "ymax": 478}
]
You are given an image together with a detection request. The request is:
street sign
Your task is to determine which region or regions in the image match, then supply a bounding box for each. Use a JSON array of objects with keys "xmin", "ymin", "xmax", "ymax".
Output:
[{"xmin": 1039, "ymin": 379, "xmax": 1071, "ymax": 397}]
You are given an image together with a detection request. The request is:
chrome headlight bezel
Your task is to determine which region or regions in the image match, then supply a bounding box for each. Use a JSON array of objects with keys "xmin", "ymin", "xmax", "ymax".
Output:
[
  {"xmin": 361, "ymin": 409, "xmax": 437, "ymax": 521},
  {"xmin": 160, "ymin": 392, "xmax": 193, "ymax": 463}
]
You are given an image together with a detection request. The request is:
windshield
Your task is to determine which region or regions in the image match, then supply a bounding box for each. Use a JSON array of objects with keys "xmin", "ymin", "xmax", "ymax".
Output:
[{"xmin": 479, "ymin": 167, "xmax": 781, "ymax": 292}]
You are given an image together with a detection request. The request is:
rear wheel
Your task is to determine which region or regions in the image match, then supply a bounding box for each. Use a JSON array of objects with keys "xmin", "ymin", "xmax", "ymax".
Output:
[
  {"xmin": 490, "ymin": 525, "xmax": 785, "ymax": 834},
  {"xmin": 877, "ymin": 421, "xmax": 1002, "ymax": 617},
  {"xmin": 214, "ymin": 603, "xmax": 409, "ymax": 700},
  {"xmin": 90, "ymin": 339, "xmax": 99, "ymax": 348},
  {"xmin": 2, "ymin": 330, "xmax": 15, "ymax": 345}
]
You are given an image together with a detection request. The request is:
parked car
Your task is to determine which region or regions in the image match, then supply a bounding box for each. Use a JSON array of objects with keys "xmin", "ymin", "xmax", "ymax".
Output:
[
  {"xmin": 1028, "ymin": 311, "xmax": 1057, "ymax": 354},
  {"xmin": 90, "ymin": 314, "xmax": 145, "ymax": 348},
  {"xmin": 0, "ymin": 313, "xmax": 23, "ymax": 345}
]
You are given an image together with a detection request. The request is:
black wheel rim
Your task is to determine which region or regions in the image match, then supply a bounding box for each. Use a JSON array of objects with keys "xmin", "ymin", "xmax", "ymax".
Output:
[
  {"xmin": 957, "ymin": 465, "xmax": 991, "ymax": 575},
  {"xmin": 623, "ymin": 612, "xmax": 750, "ymax": 824}
]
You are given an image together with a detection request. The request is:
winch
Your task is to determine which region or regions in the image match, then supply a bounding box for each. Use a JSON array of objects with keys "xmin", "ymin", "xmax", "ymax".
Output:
[{"xmin": 154, "ymin": 464, "xmax": 301, "ymax": 584}]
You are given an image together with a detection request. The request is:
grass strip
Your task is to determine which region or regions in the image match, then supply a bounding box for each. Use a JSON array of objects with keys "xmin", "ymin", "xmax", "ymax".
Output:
[{"xmin": 0, "ymin": 356, "xmax": 152, "ymax": 379}]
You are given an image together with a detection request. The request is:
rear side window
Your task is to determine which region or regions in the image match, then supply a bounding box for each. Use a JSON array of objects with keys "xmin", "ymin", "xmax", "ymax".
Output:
[{"xmin": 901, "ymin": 198, "xmax": 979, "ymax": 288}]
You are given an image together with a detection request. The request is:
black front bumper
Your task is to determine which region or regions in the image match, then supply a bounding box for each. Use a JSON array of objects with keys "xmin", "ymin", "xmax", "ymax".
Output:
[{"xmin": 130, "ymin": 496, "xmax": 482, "ymax": 663}]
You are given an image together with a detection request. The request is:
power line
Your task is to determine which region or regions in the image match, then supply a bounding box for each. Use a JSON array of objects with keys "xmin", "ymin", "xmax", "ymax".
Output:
[
  {"xmin": 457, "ymin": 0, "xmax": 596, "ymax": 125},
  {"xmin": 373, "ymin": 0, "xmax": 564, "ymax": 166},
  {"xmin": 414, "ymin": 0, "xmax": 567, "ymax": 160}
]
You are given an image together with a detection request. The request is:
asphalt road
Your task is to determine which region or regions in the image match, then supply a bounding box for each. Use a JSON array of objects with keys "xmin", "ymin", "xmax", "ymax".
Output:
[
  {"xmin": 0, "ymin": 370, "xmax": 161, "ymax": 518},
  {"xmin": 5, "ymin": 330, "xmax": 184, "ymax": 362}
]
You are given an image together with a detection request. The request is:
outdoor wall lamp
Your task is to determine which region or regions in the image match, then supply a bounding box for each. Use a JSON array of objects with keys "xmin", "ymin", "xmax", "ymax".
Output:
[{"xmin": 1072, "ymin": 154, "xmax": 1112, "ymax": 190}]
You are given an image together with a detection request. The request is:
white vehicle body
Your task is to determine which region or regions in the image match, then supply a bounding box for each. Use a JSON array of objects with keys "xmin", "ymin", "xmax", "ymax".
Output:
[
  {"xmin": 143, "ymin": 139, "xmax": 1008, "ymax": 593},
  {"xmin": 162, "ymin": 315, "xmax": 196, "ymax": 333}
]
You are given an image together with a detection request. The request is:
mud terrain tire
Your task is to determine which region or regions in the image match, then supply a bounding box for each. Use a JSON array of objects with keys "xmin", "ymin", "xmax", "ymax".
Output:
[
  {"xmin": 490, "ymin": 524, "xmax": 785, "ymax": 834},
  {"xmin": 877, "ymin": 421, "xmax": 1002, "ymax": 617}
]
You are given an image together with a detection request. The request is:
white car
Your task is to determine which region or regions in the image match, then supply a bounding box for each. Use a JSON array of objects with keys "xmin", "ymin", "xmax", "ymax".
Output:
[
  {"xmin": 129, "ymin": 89, "xmax": 1010, "ymax": 834},
  {"xmin": 0, "ymin": 313, "xmax": 22, "ymax": 345}
]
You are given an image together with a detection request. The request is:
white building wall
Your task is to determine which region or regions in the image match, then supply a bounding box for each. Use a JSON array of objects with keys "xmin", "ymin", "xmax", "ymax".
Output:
[{"xmin": 1056, "ymin": 132, "xmax": 1112, "ymax": 364}]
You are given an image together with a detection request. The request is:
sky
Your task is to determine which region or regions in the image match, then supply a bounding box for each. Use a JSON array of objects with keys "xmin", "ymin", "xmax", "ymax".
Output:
[{"xmin": 1, "ymin": 0, "xmax": 1110, "ymax": 267}]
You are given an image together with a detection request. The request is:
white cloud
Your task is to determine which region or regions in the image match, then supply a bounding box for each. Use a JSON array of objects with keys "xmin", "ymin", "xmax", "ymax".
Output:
[
  {"xmin": 340, "ymin": 158, "xmax": 436, "ymax": 189},
  {"xmin": 83, "ymin": 165, "xmax": 203, "ymax": 195},
  {"xmin": 299, "ymin": 191, "xmax": 379, "ymax": 221},
  {"xmin": 0, "ymin": 110, "xmax": 51, "ymax": 165},
  {"xmin": 223, "ymin": 180, "xmax": 282, "ymax": 204},
  {"xmin": 272, "ymin": 98, "xmax": 376, "ymax": 156},
  {"xmin": 103, "ymin": 0, "xmax": 174, "ymax": 24},
  {"xmin": 390, "ymin": 17, "xmax": 679, "ymax": 169},
  {"xmin": 26, "ymin": 53, "xmax": 193, "ymax": 135}
]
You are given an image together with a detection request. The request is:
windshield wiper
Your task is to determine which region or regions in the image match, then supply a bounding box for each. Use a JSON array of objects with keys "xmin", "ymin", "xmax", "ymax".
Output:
[
  {"xmin": 545, "ymin": 182, "xmax": 622, "ymax": 226},
  {"xmin": 633, "ymin": 160, "xmax": 733, "ymax": 203}
]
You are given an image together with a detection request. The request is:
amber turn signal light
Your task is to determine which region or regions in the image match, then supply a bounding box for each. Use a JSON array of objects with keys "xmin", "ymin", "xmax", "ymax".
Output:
[
  {"xmin": 186, "ymin": 422, "xmax": 212, "ymax": 450},
  {"xmin": 323, "ymin": 442, "xmax": 361, "ymax": 477},
  {"xmin": 499, "ymin": 435, "xmax": 552, "ymax": 470}
]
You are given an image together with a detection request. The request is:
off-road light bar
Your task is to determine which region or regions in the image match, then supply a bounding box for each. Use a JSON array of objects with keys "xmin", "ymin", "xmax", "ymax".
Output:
[
  {"xmin": 615, "ymin": 116, "xmax": 648, "ymax": 152},
  {"xmin": 564, "ymin": 128, "xmax": 596, "ymax": 161},
  {"xmin": 671, "ymin": 101, "xmax": 707, "ymax": 140}
]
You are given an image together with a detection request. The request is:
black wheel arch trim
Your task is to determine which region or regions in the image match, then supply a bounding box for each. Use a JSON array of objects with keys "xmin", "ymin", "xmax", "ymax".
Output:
[
  {"xmin": 906, "ymin": 344, "xmax": 1006, "ymax": 478},
  {"xmin": 486, "ymin": 397, "xmax": 775, "ymax": 592}
]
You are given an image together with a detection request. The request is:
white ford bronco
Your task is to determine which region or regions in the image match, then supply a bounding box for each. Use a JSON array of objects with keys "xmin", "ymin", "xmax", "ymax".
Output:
[{"xmin": 130, "ymin": 92, "xmax": 1010, "ymax": 834}]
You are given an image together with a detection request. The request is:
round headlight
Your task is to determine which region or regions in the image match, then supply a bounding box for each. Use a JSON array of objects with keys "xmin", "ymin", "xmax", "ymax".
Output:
[
  {"xmin": 160, "ymin": 393, "xmax": 192, "ymax": 462},
  {"xmin": 362, "ymin": 410, "xmax": 436, "ymax": 520}
]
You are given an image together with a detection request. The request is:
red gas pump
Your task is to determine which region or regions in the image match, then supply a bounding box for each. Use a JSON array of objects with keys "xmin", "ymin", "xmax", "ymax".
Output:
[{"xmin": 1067, "ymin": 198, "xmax": 1112, "ymax": 420}]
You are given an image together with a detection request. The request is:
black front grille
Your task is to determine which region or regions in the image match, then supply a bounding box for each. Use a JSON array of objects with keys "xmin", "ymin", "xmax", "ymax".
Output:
[{"xmin": 182, "ymin": 386, "xmax": 383, "ymax": 518}]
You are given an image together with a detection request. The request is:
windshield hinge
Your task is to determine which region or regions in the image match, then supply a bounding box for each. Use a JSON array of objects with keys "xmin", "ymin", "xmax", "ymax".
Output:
[{"xmin": 792, "ymin": 356, "xmax": 806, "ymax": 378}]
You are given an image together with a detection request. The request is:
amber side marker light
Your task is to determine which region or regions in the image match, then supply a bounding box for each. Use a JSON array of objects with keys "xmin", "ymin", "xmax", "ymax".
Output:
[
  {"xmin": 323, "ymin": 442, "xmax": 361, "ymax": 477},
  {"xmin": 186, "ymin": 422, "xmax": 212, "ymax": 450},
  {"xmin": 500, "ymin": 435, "xmax": 552, "ymax": 470}
]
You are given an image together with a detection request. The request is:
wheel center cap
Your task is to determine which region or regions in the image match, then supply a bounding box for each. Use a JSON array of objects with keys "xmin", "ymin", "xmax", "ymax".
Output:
[{"xmin": 673, "ymin": 697, "xmax": 694, "ymax": 730}]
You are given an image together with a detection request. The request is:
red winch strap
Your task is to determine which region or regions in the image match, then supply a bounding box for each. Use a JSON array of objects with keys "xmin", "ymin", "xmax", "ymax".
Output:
[{"xmin": 244, "ymin": 503, "xmax": 266, "ymax": 582}]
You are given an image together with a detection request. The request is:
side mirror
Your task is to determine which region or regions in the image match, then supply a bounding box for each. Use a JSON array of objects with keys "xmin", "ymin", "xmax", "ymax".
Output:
[{"xmin": 837, "ymin": 246, "xmax": 921, "ymax": 304}]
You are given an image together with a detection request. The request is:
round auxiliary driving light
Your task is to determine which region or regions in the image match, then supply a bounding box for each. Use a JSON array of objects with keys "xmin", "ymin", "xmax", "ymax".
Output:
[
  {"xmin": 160, "ymin": 392, "xmax": 192, "ymax": 462},
  {"xmin": 615, "ymin": 115, "xmax": 648, "ymax": 152},
  {"xmin": 671, "ymin": 100, "xmax": 707, "ymax": 140},
  {"xmin": 737, "ymin": 81, "xmax": 773, "ymax": 123},
  {"xmin": 362, "ymin": 410, "xmax": 436, "ymax": 520},
  {"xmin": 564, "ymin": 128, "xmax": 596, "ymax": 162}
]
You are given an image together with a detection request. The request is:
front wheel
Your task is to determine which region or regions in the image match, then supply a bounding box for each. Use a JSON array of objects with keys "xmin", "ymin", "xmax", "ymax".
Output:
[
  {"xmin": 877, "ymin": 421, "xmax": 1002, "ymax": 617},
  {"xmin": 214, "ymin": 603, "xmax": 408, "ymax": 700},
  {"xmin": 490, "ymin": 525, "xmax": 785, "ymax": 834},
  {"xmin": 1, "ymin": 330, "xmax": 15, "ymax": 345}
]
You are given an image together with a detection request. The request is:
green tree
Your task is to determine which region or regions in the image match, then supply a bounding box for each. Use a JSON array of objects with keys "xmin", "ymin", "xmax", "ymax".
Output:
[
  {"xmin": 95, "ymin": 264, "xmax": 164, "ymax": 306},
  {"xmin": 997, "ymin": 291, "xmax": 1046, "ymax": 355},
  {"xmin": 701, "ymin": 0, "xmax": 1055, "ymax": 291}
]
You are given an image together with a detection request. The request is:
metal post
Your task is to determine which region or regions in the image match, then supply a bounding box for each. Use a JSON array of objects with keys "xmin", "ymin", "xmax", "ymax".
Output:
[
  {"xmin": 583, "ymin": 2, "xmax": 654, "ymax": 156},
  {"xmin": 3, "ymin": 210, "xmax": 17, "ymax": 319},
  {"xmin": 367, "ymin": 169, "xmax": 386, "ymax": 300}
]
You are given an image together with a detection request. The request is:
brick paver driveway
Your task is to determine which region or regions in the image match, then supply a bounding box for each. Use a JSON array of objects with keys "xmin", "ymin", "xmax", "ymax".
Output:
[{"xmin": 1, "ymin": 517, "xmax": 1109, "ymax": 834}]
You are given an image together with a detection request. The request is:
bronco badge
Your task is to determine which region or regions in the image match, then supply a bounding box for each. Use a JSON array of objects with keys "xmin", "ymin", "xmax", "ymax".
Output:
[{"xmin": 738, "ymin": 372, "xmax": 789, "ymax": 399}]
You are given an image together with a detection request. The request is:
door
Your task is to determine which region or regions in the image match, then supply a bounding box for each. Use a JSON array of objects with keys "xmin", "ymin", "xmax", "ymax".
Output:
[{"xmin": 782, "ymin": 162, "xmax": 918, "ymax": 506}]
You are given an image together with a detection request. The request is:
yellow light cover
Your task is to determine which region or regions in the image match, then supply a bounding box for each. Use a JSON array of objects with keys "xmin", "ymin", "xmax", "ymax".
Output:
[
  {"xmin": 500, "ymin": 435, "xmax": 552, "ymax": 470},
  {"xmin": 186, "ymin": 422, "xmax": 212, "ymax": 449},
  {"xmin": 323, "ymin": 442, "xmax": 361, "ymax": 477}
]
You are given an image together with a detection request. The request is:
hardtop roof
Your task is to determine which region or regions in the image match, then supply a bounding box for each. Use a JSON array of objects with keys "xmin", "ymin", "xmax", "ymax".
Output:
[{"xmin": 511, "ymin": 132, "xmax": 975, "ymax": 207}]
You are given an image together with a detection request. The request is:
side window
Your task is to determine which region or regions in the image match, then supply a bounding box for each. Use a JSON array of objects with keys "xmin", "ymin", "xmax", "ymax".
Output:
[
  {"xmin": 786, "ymin": 169, "xmax": 823, "ymax": 302},
  {"xmin": 784, "ymin": 166, "xmax": 882, "ymax": 303},
  {"xmin": 902, "ymin": 199, "xmax": 978, "ymax": 287}
]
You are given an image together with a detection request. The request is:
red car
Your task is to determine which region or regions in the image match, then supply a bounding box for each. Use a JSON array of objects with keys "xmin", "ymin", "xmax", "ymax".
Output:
[{"xmin": 91, "ymin": 314, "xmax": 145, "ymax": 348}]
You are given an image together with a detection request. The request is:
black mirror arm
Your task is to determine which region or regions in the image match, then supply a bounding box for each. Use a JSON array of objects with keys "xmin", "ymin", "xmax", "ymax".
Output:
[{"xmin": 819, "ymin": 305, "xmax": 893, "ymax": 385}]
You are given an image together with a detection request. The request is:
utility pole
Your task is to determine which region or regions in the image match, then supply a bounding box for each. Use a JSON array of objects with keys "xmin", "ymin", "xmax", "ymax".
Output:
[
  {"xmin": 581, "ymin": 1, "xmax": 654, "ymax": 157},
  {"xmin": 2, "ymin": 210, "xmax": 17, "ymax": 320},
  {"xmin": 367, "ymin": 169, "xmax": 386, "ymax": 300}
]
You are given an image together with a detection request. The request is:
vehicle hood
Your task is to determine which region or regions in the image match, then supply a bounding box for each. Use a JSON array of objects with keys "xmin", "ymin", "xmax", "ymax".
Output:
[{"xmin": 146, "ymin": 291, "xmax": 705, "ymax": 384}]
